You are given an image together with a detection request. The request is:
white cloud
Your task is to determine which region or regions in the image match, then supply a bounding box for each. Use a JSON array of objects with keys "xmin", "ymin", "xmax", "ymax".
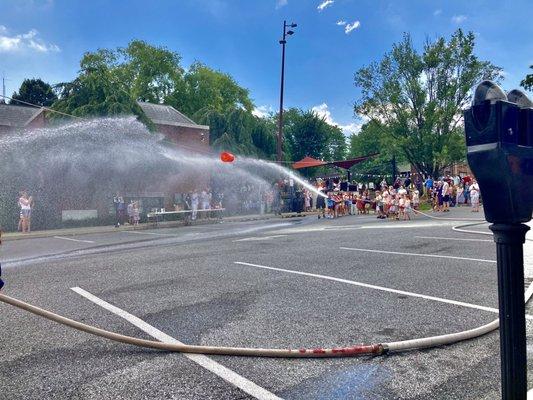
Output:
[
  {"xmin": 345, "ymin": 20, "xmax": 361, "ymax": 34},
  {"xmin": 317, "ymin": 0, "xmax": 334, "ymax": 12},
  {"xmin": 311, "ymin": 103, "xmax": 366, "ymax": 135},
  {"xmin": 0, "ymin": 26, "xmax": 60, "ymax": 53},
  {"xmin": 275, "ymin": 0, "xmax": 288, "ymax": 9},
  {"xmin": 433, "ymin": 9, "xmax": 442, "ymax": 16},
  {"xmin": 252, "ymin": 105, "xmax": 274, "ymax": 119},
  {"xmin": 451, "ymin": 14, "xmax": 467, "ymax": 24},
  {"xmin": 336, "ymin": 20, "xmax": 347, "ymax": 26}
]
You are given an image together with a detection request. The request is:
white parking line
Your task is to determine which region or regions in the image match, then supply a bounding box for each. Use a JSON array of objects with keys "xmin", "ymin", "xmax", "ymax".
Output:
[
  {"xmin": 415, "ymin": 236, "xmax": 492, "ymax": 243},
  {"xmin": 340, "ymin": 247, "xmax": 496, "ymax": 264},
  {"xmin": 122, "ymin": 231, "xmax": 176, "ymax": 236},
  {"xmin": 234, "ymin": 262, "xmax": 533, "ymax": 320},
  {"xmin": 53, "ymin": 236, "xmax": 95, "ymax": 243},
  {"xmin": 71, "ymin": 287, "xmax": 281, "ymax": 400},
  {"xmin": 233, "ymin": 235, "xmax": 288, "ymax": 242}
]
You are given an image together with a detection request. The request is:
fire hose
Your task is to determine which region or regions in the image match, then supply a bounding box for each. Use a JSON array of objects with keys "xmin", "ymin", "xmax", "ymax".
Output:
[{"xmin": 0, "ymin": 221, "xmax": 530, "ymax": 358}]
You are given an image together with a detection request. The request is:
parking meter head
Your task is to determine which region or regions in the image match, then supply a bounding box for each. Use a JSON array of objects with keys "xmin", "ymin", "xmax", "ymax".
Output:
[
  {"xmin": 464, "ymin": 81, "xmax": 533, "ymax": 223},
  {"xmin": 507, "ymin": 89, "xmax": 533, "ymax": 108}
]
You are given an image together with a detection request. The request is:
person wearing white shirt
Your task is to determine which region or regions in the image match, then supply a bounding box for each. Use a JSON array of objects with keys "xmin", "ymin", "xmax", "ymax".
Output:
[
  {"xmin": 441, "ymin": 180, "xmax": 450, "ymax": 212},
  {"xmin": 470, "ymin": 180, "xmax": 480, "ymax": 212}
]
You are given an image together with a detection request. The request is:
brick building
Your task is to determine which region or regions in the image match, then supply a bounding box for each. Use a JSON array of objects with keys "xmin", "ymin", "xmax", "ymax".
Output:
[
  {"xmin": 137, "ymin": 101, "xmax": 211, "ymax": 206},
  {"xmin": 137, "ymin": 102, "xmax": 209, "ymax": 153},
  {"xmin": 0, "ymin": 103, "xmax": 46, "ymax": 135}
]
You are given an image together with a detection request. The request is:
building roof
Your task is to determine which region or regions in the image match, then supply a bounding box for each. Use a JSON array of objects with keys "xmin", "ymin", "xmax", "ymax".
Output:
[
  {"xmin": 137, "ymin": 102, "xmax": 208, "ymax": 129},
  {"xmin": 0, "ymin": 104, "xmax": 45, "ymax": 127}
]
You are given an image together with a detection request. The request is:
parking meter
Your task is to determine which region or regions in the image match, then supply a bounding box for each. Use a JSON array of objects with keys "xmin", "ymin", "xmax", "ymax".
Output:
[
  {"xmin": 464, "ymin": 80, "xmax": 533, "ymax": 400},
  {"xmin": 465, "ymin": 80, "xmax": 533, "ymax": 224}
]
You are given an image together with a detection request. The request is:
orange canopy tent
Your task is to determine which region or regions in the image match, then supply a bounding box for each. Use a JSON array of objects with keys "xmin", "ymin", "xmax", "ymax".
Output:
[
  {"xmin": 292, "ymin": 156, "xmax": 326, "ymax": 169},
  {"xmin": 292, "ymin": 153, "xmax": 378, "ymax": 170},
  {"xmin": 292, "ymin": 153, "xmax": 379, "ymax": 182}
]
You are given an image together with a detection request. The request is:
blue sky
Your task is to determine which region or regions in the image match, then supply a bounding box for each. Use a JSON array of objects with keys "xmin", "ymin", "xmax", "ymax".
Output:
[{"xmin": 1, "ymin": 0, "xmax": 532, "ymax": 134}]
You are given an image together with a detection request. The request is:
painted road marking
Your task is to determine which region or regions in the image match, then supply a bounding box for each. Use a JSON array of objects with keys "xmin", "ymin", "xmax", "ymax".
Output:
[
  {"xmin": 274, "ymin": 221, "xmax": 458, "ymax": 235},
  {"xmin": 340, "ymin": 247, "xmax": 496, "ymax": 264},
  {"xmin": 233, "ymin": 235, "xmax": 288, "ymax": 242},
  {"xmin": 359, "ymin": 221, "xmax": 458, "ymax": 229},
  {"xmin": 414, "ymin": 236, "xmax": 493, "ymax": 243},
  {"xmin": 122, "ymin": 231, "xmax": 177, "ymax": 236},
  {"xmin": 71, "ymin": 287, "xmax": 282, "ymax": 400},
  {"xmin": 53, "ymin": 236, "xmax": 95, "ymax": 244},
  {"xmin": 234, "ymin": 262, "xmax": 533, "ymax": 320}
]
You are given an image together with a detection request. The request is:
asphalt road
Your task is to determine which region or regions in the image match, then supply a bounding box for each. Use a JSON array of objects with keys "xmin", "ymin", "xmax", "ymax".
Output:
[{"xmin": 1, "ymin": 209, "xmax": 532, "ymax": 399}]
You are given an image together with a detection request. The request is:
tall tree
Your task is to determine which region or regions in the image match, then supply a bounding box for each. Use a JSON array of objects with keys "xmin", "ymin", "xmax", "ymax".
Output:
[
  {"xmin": 169, "ymin": 62, "xmax": 254, "ymax": 117},
  {"xmin": 285, "ymin": 110, "xmax": 330, "ymax": 161},
  {"xmin": 116, "ymin": 40, "xmax": 183, "ymax": 103},
  {"xmin": 11, "ymin": 78, "xmax": 57, "ymax": 107},
  {"xmin": 52, "ymin": 41, "xmax": 183, "ymax": 123},
  {"xmin": 324, "ymin": 125, "xmax": 347, "ymax": 161},
  {"xmin": 53, "ymin": 49, "xmax": 148, "ymax": 122},
  {"xmin": 354, "ymin": 29, "xmax": 501, "ymax": 178},
  {"xmin": 349, "ymin": 120, "xmax": 404, "ymax": 177}
]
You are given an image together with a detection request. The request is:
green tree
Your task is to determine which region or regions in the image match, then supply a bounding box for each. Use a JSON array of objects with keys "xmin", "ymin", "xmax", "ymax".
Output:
[
  {"xmin": 52, "ymin": 41, "xmax": 183, "ymax": 123},
  {"xmin": 53, "ymin": 49, "xmax": 148, "ymax": 123},
  {"xmin": 354, "ymin": 29, "xmax": 501, "ymax": 178},
  {"xmin": 521, "ymin": 65, "xmax": 533, "ymax": 91},
  {"xmin": 11, "ymin": 78, "xmax": 57, "ymax": 107},
  {"xmin": 116, "ymin": 40, "xmax": 184, "ymax": 103},
  {"xmin": 285, "ymin": 110, "xmax": 330, "ymax": 161},
  {"xmin": 348, "ymin": 120, "xmax": 404, "ymax": 177},
  {"xmin": 324, "ymin": 125, "xmax": 347, "ymax": 161},
  {"xmin": 251, "ymin": 119, "xmax": 277, "ymax": 158},
  {"xmin": 169, "ymin": 62, "xmax": 254, "ymax": 117}
]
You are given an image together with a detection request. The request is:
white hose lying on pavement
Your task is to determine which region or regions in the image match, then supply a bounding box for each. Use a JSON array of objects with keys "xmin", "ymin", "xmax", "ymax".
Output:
[
  {"xmin": 412, "ymin": 208, "xmax": 485, "ymax": 222},
  {"xmin": 0, "ymin": 221, "xmax": 529, "ymax": 358}
]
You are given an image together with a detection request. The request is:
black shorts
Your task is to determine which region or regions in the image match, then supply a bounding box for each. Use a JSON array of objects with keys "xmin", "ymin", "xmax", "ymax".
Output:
[{"xmin": 443, "ymin": 195, "xmax": 450, "ymax": 202}]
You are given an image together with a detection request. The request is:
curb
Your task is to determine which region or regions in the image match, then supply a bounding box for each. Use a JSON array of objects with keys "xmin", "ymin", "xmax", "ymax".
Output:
[{"xmin": 2, "ymin": 214, "xmax": 281, "ymax": 242}]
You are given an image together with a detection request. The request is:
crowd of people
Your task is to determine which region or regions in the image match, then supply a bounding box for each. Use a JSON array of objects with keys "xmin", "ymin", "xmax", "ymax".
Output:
[
  {"xmin": 15, "ymin": 173, "xmax": 481, "ymax": 232},
  {"xmin": 309, "ymin": 174, "xmax": 481, "ymax": 220},
  {"xmin": 424, "ymin": 176, "xmax": 481, "ymax": 213}
]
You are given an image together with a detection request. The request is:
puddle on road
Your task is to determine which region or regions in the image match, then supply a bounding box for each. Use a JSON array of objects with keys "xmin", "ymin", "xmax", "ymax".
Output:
[{"xmin": 281, "ymin": 363, "xmax": 390, "ymax": 400}]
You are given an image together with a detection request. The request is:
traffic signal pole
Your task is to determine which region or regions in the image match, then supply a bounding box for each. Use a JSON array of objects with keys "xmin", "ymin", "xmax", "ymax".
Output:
[{"xmin": 490, "ymin": 223, "xmax": 529, "ymax": 399}]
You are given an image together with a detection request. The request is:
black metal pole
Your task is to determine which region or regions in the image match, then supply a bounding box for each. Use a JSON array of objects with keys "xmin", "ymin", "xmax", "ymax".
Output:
[
  {"xmin": 277, "ymin": 21, "xmax": 287, "ymax": 162},
  {"xmin": 489, "ymin": 223, "xmax": 529, "ymax": 400}
]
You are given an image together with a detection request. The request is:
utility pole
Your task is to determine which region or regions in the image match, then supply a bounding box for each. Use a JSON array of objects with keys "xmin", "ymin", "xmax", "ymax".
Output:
[
  {"xmin": 1, "ymin": 73, "xmax": 6, "ymax": 104},
  {"xmin": 277, "ymin": 21, "xmax": 297, "ymax": 162}
]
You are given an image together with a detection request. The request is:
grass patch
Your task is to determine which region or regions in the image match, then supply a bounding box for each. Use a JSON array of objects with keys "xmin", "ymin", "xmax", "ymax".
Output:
[{"xmin": 419, "ymin": 202, "xmax": 433, "ymax": 211}]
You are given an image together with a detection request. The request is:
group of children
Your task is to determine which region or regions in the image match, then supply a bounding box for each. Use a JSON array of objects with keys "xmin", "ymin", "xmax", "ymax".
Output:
[
  {"xmin": 318, "ymin": 185, "xmax": 420, "ymax": 221},
  {"xmin": 375, "ymin": 186, "xmax": 419, "ymax": 220}
]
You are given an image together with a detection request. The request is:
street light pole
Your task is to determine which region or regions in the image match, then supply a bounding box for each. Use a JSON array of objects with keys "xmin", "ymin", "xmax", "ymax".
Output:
[{"xmin": 277, "ymin": 21, "xmax": 296, "ymax": 162}]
